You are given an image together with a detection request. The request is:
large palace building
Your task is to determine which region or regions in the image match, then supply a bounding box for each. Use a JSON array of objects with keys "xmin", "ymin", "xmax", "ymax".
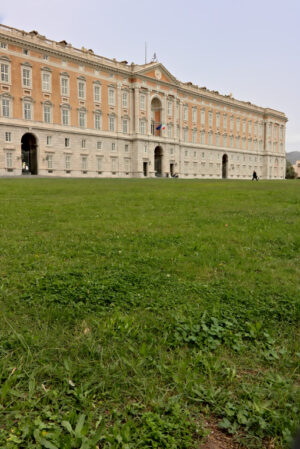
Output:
[{"xmin": 0, "ymin": 24, "xmax": 287, "ymax": 179}]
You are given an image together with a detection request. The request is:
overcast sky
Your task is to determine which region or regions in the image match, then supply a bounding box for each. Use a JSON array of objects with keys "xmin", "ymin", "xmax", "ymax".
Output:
[{"xmin": 1, "ymin": 0, "xmax": 299, "ymax": 153}]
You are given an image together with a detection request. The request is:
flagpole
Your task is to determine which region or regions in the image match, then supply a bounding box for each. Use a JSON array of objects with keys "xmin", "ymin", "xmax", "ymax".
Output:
[{"xmin": 145, "ymin": 42, "xmax": 147, "ymax": 64}]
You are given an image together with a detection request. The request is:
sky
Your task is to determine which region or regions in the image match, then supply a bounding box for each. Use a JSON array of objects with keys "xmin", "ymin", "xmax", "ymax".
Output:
[{"xmin": 1, "ymin": 0, "xmax": 299, "ymax": 153}]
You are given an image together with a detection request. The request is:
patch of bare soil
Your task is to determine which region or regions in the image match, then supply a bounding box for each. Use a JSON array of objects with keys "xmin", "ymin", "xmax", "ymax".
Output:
[{"xmin": 199, "ymin": 419, "xmax": 240, "ymax": 449}]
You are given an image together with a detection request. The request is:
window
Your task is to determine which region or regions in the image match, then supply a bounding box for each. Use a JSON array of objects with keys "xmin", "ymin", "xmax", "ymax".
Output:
[
  {"xmin": 242, "ymin": 119, "xmax": 246, "ymax": 133},
  {"xmin": 79, "ymin": 110, "xmax": 86, "ymax": 128},
  {"xmin": 43, "ymin": 54, "xmax": 48, "ymax": 60},
  {"xmin": 248, "ymin": 121, "xmax": 252, "ymax": 134},
  {"xmin": 167, "ymin": 124, "xmax": 173, "ymax": 138},
  {"xmin": 139, "ymin": 119, "xmax": 146, "ymax": 134},
  {"xmin": 170, "ymin": 148, "xmax": 174, "ymax": 155},
  {"xmin": 216, "ymin": 134, "xmax": 220, "ymax": 146},
  {"xmin": 81, "ymin": 156, "xmax": 88, "ymax": 171},
  {"xmin": 95, "ymin": 112, "xmax": 101, "ymax": 130},
  {"xmin": 140, "ymin": 94, "xmax": 146, "ymax": 110},
  {"xmin": 65, "ymin": 154, "xmax": 71, "ymax": 170},
  {"xmin": 124, "ymin": 158, "xmax": 130, "ymax": 173},
  {"xmin": 42, "ymin": 71, "xmax": 51, "ymax": 91},
  {"xmin": 254, "ymin": 122, "xmax": 258, "ymax": 135},
  {"xmin": 208, "ymin": 111, "xmax": 213, "ymax": 127},
  {"xmin": 1, "ymin": 42, "xmax": 7, "ymax": 49},
  {"xmin": 61, "ymin": 77, "xmax": 69, "ymax": 96},
  {"xmin": 200, "ymin": 109, "xmax": 205, "ymax": 125},
  {"xmin": 223, "ymin": 134, "xmax": 227, "ymax": 147},
  {"xmin": 93, "ymin": 83, "xmax": 101, "ymax": 102},
  {"xmin": 109, "ymin": 116, "xmax": 115, "ymax": 132},
  {"xmin": 24, "ymin": 102, "xmax": 32, "ymax": 120},
  {"xmin": 65, "ymin": 138, "xmax": 70, "ymax": 147},
  {"xmin": 236, "ymin": 118, "xmax": 240, "ymax": 132},
  {"xmin": 230, "ymin": 116, "xmax": 234, "ymax": 131},
  {"xmin": 62, "ymin": 108, "xmax": 70, "ymax": 126},
  {"xmin": 192, "ymin": 129, "xmax": 197, "ymax": 143},
  {"xmin": 2, "ymin": 98, "xmax": 10, "ymax": 117},
  {"xmin": 1, "ymin": 63, "xmax": 9, "ymax": 83},
  {"xmin": 23, "ymin": 49, "xmax": 29, "ymax": 55},
  {"xmin": 78, "ymin": 81, "xmax": 86, "ymax": 99},
  {"xmin": 168, "ymin": 101, "xmax": 173, "ymax": 116},
  {"xmin": 183, "ymin": 128, "xmax": 188, "ymax": 142},
  {"xmin": 111, "ymin": 158, "xmax": 117, "ymax": 172},
  {"xmin": 43, "ymin": 104, "xmax": 51, "ymax": 123},
  {"xmin": 97, "ymin": 141, "xmax": 102, "ymax": 150},
  {"xmin": 192, "ymin": 107, "xmax": 197, "ymax": 123},
  {"xmin": 46, "ymin": 136, "xmax": 52, "ymax": 146},
  {"xmin": 279, "ymin": 126, "xmax": 283, "ymax": 139},
  {"xmin": 5, "ymin": 132, "xmax": 11, "ymax": 142},
  {"xmin": 122, "ymin": 118, "xmax": 128, "ymax": 133},
  {"xmin": 223, "ymin": 114, "xmax": 227, "ymax": 129},
  {"xmin": 122, "ymin": 91, "xmax": 128, "ymax": 108},
  {"xmin": 108, "ymin": 88, "xmax": 115, "ymax": 106},
  {"xmin": 81, "ymin": 139, "xmax": 86, "ymax": 149},
  {"xmin": 208, "ymin": 132, "xmax": 213, "ymax": 145},
  {"xmin": 112, "ymin": 143, "xmax": 116, "ymax": 152},
  {"xmin": 216, "ymin": 112, "xmax": 220, "ymax": 128},
  {"xmin": 230, "ymin": 135, "xmax": 233, "ymax": 147},
  {"xmin": 185, "ymin": 150, "xmax": 188, "ymax": 157},
  {"xmin": 125, "ymin": 144, "xmax": 129, "ymax": 152},
  {"xmin": 236, "ymin": 136, "xmax": 240, "ymax": 148},
  {"xmin": 183, "ymin": 106, "xmax": 188, "ymax": 121},
  {"xmin": 6, "ymin": 152, "xmax": 12, "ymax": 168},
  {"xmin": 200, "ymin": 131, "xmax": 205, "ymax": 144},
  {"xmin": 22, "ymin": 67, "xmax": 32, "ymax": 87},
  {"xmin": 144, "ymin": 144, "xmax": 147, "ymax": 153},
  {"xmin": 97, "ymin": 157, "xmax": 103, "ymax": 172},
  {"xmin": 47, "ymin": 154, "xmax": 53, "ymax": 169}
]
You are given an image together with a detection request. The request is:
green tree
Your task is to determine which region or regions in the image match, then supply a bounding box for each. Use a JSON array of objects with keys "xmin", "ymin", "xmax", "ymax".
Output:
[{"xmin": 286, "ymin": 160, "xmax": 297, "ymax": 179}]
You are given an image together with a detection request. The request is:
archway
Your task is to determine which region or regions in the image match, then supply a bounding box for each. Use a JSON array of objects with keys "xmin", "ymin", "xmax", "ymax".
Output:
[
  {"xmin": 154, "ymin": 146, "xmax": 163, "ymax": 176},
  {"xmin": 222, "ymin": 154, "xmax": 228, "ymax": 179},
  {"xmin": 151, "ymin": 97, "xmax": 162, "ymax": 136},
  {"xmin": 21, "ymin": 133, "xmax": 38, "ymax": 175}
]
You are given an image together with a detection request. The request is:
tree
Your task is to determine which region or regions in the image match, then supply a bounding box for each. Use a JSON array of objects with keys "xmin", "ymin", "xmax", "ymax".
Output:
[{"xmin": 286, "ymin": 160, "xmax": 297, "ymax": 179}]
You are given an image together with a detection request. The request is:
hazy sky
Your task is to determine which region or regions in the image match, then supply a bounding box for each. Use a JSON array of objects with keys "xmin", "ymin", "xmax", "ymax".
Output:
[{"xmin": 1, "ymin": 0, "xmax": 299, "ymax": 153}]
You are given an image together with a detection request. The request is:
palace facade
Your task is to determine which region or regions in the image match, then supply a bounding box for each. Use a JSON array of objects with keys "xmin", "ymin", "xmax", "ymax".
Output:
[{"xmin": 0, "ymin": 24, "xmax": 287, "ymax": 179}]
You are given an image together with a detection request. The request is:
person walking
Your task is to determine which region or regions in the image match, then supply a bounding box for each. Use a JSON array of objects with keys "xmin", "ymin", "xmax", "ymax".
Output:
[{"xmin": 252, "ymin": 170, "xmax": 258, "ymax": 181}]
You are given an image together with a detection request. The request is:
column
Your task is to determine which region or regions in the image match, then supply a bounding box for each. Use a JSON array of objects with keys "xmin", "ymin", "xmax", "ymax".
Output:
[
  {"xmin": 117, "ymin": 82, "xmax": 122, "ymax": 133},
  {"xmin": 134, "ymin": 87, "xmax": 139, "ymax": 134},
  {"xmin": 179, "ymin": 101, "xmax": 183, "ymax": 142},
  {"xmin": 147, "ymin": 90, "xmax": 151, "ymax": 135}
]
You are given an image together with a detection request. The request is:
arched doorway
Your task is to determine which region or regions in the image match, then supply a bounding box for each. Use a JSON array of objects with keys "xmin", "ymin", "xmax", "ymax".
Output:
[
  {"xmin": 151, "ymin": 97, "xmax": 162, "ymax": 136},
  {"xmin": 222, "ymin": 154, "xmax": 228, "ymax": 179},
  {"xmin": 154, "ymin": 146, "xmax": 163, "ymax": 177},
  {"xmin": 21, "ymin": 133, "xmax": 38, "ymax": 175}
]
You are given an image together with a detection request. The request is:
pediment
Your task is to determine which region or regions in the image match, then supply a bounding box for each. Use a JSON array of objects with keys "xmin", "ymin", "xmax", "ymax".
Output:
[{"xmin": 134, "ymin": 63, "xmax": 179, "ymax": 85}]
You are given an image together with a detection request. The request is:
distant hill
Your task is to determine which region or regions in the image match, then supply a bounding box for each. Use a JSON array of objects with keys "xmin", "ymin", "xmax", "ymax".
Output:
[{"xmin": 286, "ymin": 151, "xmax": 300, "ymax": 164}]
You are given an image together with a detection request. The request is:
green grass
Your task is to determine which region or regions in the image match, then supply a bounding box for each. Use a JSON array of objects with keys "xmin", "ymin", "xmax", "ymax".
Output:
[{"xmin": 0, "ymin": 178, "xmax": 299, "ymax": 449}]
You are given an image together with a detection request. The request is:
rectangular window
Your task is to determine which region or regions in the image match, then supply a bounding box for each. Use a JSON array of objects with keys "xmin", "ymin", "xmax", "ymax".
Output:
[
  {"xmin": 43, "ymin": 104, "xmax": 51, "ymax": 123},
  {"xmin": 94, "ymin": 84, "xmax": 101, "ymax": 102},
  {"xmin": 230, "ymin": 116, "xmax": 234, "ymax": 131},
  {"xmin": 242, "ymin": 119, "xmax": 246, "ymax": 133},
  {"xmin": 62, "ymin": 109, "xmax": 70, "ymax": 126},
  {"xmin": 97, "ymin": 141, "xmax": 102, "ymax": 150},
  {"xmin": 81, "ymin": 139, "xmax": 86, "ymax": 149},
  {"xmin": 167, "ymin": 124, "xmax": 172, "ymax": 138},
  {"xmin": 65, "ymin": 154, "xmax": 71, "ymax": 170},
  {"xmin": 168, "ymin": 101, "xmax": 172, "ymax": 116},
  {"xmin": 216, "ymin": 134, "xmax": 220, "ymax": 146},
  {"xmin": 223, "ymin": 135, "xmax": 227, "ymax": 147},
  {"xmin": 5, "ymin": 132, "xmax": 11, "ymax": 142},
  {"xmin": 1, "ymin": 42, "xmax": 7, "ymax": 49},
  {"xmin": 124, "ymin": 158, "xmax": 130, "ymax": 173},
  {"xmin": 200, "ymin": 109, "xmax": 205, "ymax": 125},
  {"xmin": 109, "ymin": 116, "xmax": 115, "ymax": 132},
  {"xmin": 122, "ymin": 118, "xmax": 128, "ymax": 133},
  {"xmin": 6, "ymin": 152, "xmax": 12, "ymax": 168},
  {"xmin": 248, "ymin": 121, "xmax": 252, "ymax": 134},
  {"xmin": 139, "ymin": 120, "xmax": 146, "ymax": 134},
  {"xmin": 112, "ymin": 143, "xmax": 116, "ymax": 152},
  {"xmin": 140, "ymin": 94, "xmax": 146, "ymax": 110},
  {"xmin": 236, "ymin": 118, "xmax": 240, "ymax": 132},
  {"xmin": 47, "ymin": 154, "xmax": 53, "ymax": 169},
  {"xmin": 192, "ymin": 130, "xmax": 196, "ymax": 143},
  {"xmin": 111, "ymin": 158, "xmax": 117, "ymax": 172},
  {"xmin": 108, "ymin": 88, "xmax": 115, "ymax": 106},
  {"xmin": 122, "ymin": 91, "xmax": 128, "ymax": 108},
  {"xmin": 78, "ymin": 81, "xmax": 85, "ymax": 99},
  {"xmin": 81, "ymin": 156, "xmax": 88, "ymax": 171},
  {"xmin": 230, "ymin": 135, "xmax": 233, "ymax": 147},
  {"xmin": 65, "ymin": 138, "xmax": 70, "ymax": 147},
  {"xmin": 22, "ymin": 67, "xmax": 32, "ymax": 87},
  {"xmin": 183, "ymin": 106, "xmax": 188, "ymax": 121},
  {"xmin": 236, "ymin": 136, "xmax": 240, "ymax": 148},
  {"xmin": 1, "ymin": 63, "xmax": 9, "ymax": 83},
  {"xmin": 46, "ymin": 136, "xmax": 52, "ymax": 146},
  {"xmin": 183, "ymin": 128, "xmax": 188, "ymax": 142},
  {"xmin": 95, "ymin": 113, "xmax": 101, "ymax": 130},
  {"xmin": 192, "ymin": 107, "xmax": 197, "ymax": 123},
  {"xmin": 97, "ymin": 157, "xmax": 103, "ymax": 172},
  {"xmin": 200, "ymin": 131, "xmax": 205, "ymax": 144},
  {"xmin": 208, "ymin": 111, "xmax": 213, "ymax": 127},
  {"xmin": 125, "ymin": 144, "xmax": 129, "ymax": 152},
  {"xmin": 2, "ymin": 99, "xmax": 10, "ymax": 117},
  {"xmin": 42, "ymin": 72, "xmax": 51, "ymax": 91},
  {"xmin": 208, "ymin": 132, "xmax": 212, "ymax": 145},
  {"xmin": 254, "ymin": 122, "xmax": 258, "ymax": 135},
  {"xmin": 79, "ymin": 111, "xmax": 86, "ymax": 128},
  {"xmin": 61, "ymin": 77, "xmax": 69, "ymax": 96},
  {"xmin": 216, "ymin": 113, "xmax": 220, "ymax": 128},
  {"xmin": 43, "ymin": 54, "xmax": 48, "ymax": 60},
  {"xmin": 24, "ymin": 102, "xmax": 32, "ymax": 120},
  {"xmin": 223, "ymin": 114, "xmax": 227, "ymax": 129}
]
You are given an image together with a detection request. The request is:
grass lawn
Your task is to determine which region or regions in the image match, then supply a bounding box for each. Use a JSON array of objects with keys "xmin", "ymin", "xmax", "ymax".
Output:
[{"xmin": 0, "ymin": 178, "xmax": 299, "ymax": 449}]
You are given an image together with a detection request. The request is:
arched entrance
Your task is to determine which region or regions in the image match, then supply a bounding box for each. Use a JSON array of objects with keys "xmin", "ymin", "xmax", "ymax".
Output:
[
  {"xmin": 154, "ymin": 146, "xmax": 163, "ymax": 177},
  {"xmin": 21, "ymin": 133, "xmax": 38, "ymax": 175},
  {"xmin": 222, "ymin": 154, "xmax": 228, "ymax": 179},
  {"xmin": 151, "ymin": 97, "xmax": 162, "ymax": 136}
]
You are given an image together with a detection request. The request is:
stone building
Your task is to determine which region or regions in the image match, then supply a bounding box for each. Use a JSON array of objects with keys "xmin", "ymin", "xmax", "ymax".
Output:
[{"xmin": 0, "ymin": 24, "xmax": 287, "ymax": 178}]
